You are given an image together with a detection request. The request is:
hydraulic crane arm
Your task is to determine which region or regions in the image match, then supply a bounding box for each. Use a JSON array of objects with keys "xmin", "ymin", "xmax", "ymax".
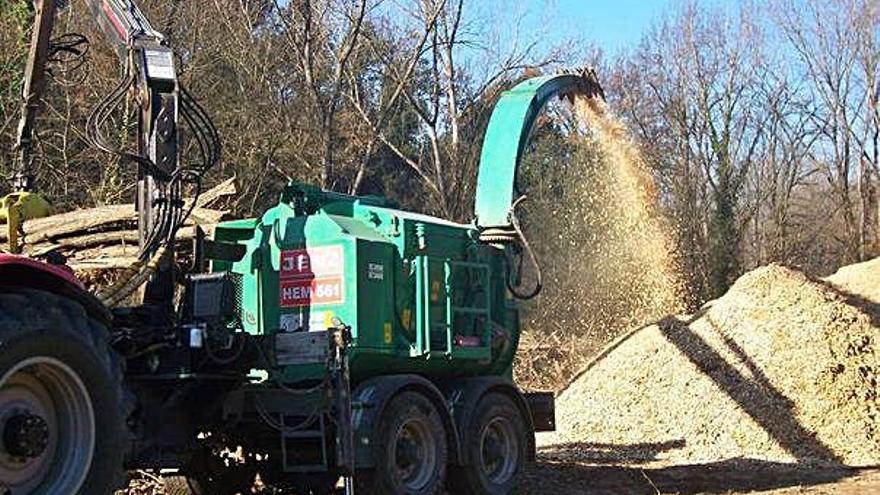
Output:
[
  {"xmin": 12, "ymin": 0, "xmax": 219, "ymax": 306},
  {"xmin": 84, "ymin": 0, "xmax": 165, "ymax": 52},
  {"xmin": 15, "ymin": 0, "xmax": 177, "ymax": 190},
  {"xmin": 13, "ymin": 0, "xmax": 55, "ymax": 191}
]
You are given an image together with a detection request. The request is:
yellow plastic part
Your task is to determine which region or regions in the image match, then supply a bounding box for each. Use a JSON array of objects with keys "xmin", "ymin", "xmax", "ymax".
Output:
[{"xmin": 0, "ymin": 192, "xmax": 54, "ymax": 253}]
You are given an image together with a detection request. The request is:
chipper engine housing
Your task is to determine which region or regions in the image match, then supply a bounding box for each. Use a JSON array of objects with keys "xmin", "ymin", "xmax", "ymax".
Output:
[{"xmin": 217, "ymin": 184, "xmax": 519, "ymax": 381}]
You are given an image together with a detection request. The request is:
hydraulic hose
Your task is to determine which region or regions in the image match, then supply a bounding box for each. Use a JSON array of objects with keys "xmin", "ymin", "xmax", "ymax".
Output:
[
  {"xmin": 96, "ymin": 245, "xmax": 168, "ymax": 307},
  {"xmin": 478, "ymin": 195, "xmax": 543, "ymax": 300}
]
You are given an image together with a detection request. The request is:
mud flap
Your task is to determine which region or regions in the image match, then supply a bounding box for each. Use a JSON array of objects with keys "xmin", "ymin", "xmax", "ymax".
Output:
[{"xmin": 525, "ymin": 391, "xmax": 555, "ymax": 432}]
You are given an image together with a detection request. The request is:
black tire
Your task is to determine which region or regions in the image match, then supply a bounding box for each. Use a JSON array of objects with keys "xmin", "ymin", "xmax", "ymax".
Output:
[
  {"xmin": 448, "ymin": 393, "xmax": 528, "ymax": 495},
  {"xmin": 0, "ymin": 289, "xmax": 132, "ymax": 495},
  {"xmin": 356, "ymin": 391, "xmax": 447, "ymax": 495}
]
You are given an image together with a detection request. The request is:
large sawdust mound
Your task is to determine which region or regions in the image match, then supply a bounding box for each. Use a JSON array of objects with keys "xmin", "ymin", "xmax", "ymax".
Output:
[
  {"xmin": 540, "ymin": 260, "xmax": 880, "ymax": 467},
  {"xmin": 826, "ymin": 256, "xmax": 880, "ymax": 304}
]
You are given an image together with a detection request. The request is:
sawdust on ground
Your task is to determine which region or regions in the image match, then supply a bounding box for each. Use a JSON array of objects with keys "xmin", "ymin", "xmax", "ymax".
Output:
[{"xmin": 539, "ymin": 259, "xmax": 880, "ymax": 468}]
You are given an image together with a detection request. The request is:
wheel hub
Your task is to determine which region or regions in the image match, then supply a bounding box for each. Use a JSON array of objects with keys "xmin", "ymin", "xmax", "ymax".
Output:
[
  {"xmin": 3, "ymin": 413, "xmax": 50, "ymax": 458},
  {"xmin": 393, "ymin": 419, "xmax": 436, "ymax": 490},
  {"xmin": 0, "ymin": 357, "xmax": 96, "ymax": 494},
  {"xmin": 480, "ymin": 418, "xmax": 518, "ymax": 485}
]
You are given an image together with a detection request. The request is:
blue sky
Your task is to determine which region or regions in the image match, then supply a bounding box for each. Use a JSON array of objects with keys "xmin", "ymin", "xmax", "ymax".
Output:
[
  {"xmin": 543, "ymin": 0, "xmax": 676, "ymax": 53},
  {"xmin": 489, "ymin": 0, "xmax": 730, "ymax": 55}
]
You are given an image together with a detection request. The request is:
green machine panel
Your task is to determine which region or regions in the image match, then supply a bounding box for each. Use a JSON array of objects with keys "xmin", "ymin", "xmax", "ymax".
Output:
[{"xmin": 215, "ymin": 183, "xmax": 520, "ymax": 384}]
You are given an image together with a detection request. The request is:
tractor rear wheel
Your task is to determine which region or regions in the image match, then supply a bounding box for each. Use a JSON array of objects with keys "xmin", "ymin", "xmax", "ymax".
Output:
[
  {"xmin": 0, "ymin": 289, "xmax": 130, "ymax": 495},
  {"xmin": 356, "ymin": 391, "xmax": 447, "ymax": 495},
  {"xmin": 448, "ymin": 393, "xmax": 528, "ymax": 495}
]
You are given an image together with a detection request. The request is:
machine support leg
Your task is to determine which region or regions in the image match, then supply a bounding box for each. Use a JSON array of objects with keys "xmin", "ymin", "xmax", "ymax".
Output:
[{"xmin": 332, "ymin": 326, "xmax": 355, "ymax": 494}]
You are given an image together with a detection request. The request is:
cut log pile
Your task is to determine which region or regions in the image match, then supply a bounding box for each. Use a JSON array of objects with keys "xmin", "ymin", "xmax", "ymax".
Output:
[{"xmin": 0, "ymin": 178, "xmax": 236, "ymax": 273}]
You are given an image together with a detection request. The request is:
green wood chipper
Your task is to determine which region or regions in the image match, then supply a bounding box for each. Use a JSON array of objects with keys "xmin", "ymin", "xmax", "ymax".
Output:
[{"xmin": 0, "ymin": 1, "xmax": 603, "ymax": 494}]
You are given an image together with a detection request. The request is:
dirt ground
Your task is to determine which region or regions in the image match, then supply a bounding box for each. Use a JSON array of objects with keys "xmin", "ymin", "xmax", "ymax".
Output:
[{"xmin": 521, "ymin": 443, "xmax": 880, "ymax": 494}]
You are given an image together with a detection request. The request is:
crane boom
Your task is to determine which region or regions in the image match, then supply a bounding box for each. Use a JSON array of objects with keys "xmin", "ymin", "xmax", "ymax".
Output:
[
  {"xmin": 11, "ymin": 0, "xmax": 218, "ymax": 307},
  {"xmin": 15, "ymin": 0, "xmax": 177, "ymax": 188},
  {"xmin": 14, "ymin": 0, "xmax": 56, "ymax": 191}
]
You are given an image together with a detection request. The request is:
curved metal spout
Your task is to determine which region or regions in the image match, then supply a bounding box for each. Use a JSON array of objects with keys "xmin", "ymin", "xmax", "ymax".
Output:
[{"xmin": 474, "ymin": 70, "xmax": 604, "ymax": 228}]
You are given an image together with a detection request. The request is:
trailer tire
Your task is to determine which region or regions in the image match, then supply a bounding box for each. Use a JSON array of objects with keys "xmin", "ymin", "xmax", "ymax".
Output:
[
  {"xmin": 448, "ymin": 393, "xmax": 528, "ymax": 495},
  {"xmin": 0, "ymin": 289, "xmax": 131, "ymax": 495},
  {"xmin": 356, "ymin": 391, "xmax": 447, "ymax": 495}
]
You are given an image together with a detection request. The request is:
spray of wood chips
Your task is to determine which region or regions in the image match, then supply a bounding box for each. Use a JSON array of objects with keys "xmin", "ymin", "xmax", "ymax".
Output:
[{"xmin": 516, "ymin": 94, "xmax": 685, "ymax": 391}]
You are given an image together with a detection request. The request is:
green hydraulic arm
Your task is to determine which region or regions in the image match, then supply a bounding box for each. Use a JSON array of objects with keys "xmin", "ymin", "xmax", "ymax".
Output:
[{"xmin": 474, "ymin": 71, "xmax": 604, "ymax": 228}]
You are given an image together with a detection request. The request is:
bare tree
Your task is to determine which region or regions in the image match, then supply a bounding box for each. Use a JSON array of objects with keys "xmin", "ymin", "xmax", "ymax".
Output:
[
  {"xmin": 347, "ymin": 0, "xmax": 565, "ymax": 219},
  {"xmin": 775, "ymin": 0, "xmax": 879, "ymax": 261},
  {"xmin": 272, "ymin": 0, "xmax": 367, "ymax": 189},
  {"xmin": 617, "ymin": 4, "xmax": 770, "ymax": 297}
]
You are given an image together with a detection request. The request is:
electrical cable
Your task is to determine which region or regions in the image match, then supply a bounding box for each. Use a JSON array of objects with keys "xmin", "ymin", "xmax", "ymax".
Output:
[
  {"xmin": 203, "ymin": 331, "xmax": 246, "ymax": 366},
  {"xmin": 477, "ymin": 195, "xmax": 543, "ymax": 300},
  {"xmin": 253, "ymin": 395, "xmax": 323, "ymax": 433},
  {"xmin": 248, "ymin": 337, "xmax": 329, "ymax": 432},
  {"xmin": 250, "ymin": 338, "xmax": 331, "ymax": 396},
  {"xmin": 506, "ymin": 196, "xmax": 543, "ymax": 299}
]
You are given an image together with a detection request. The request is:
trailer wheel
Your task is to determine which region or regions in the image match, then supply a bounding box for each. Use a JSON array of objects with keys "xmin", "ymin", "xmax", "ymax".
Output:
[
  {"xmin": 449, "ymin": 393, "xmax": 528, "ymax": 495},
  {"xmin": 357, "ymin": 391, "xmax": 447, "ymax": 495},
  {"xmin": 0, "ymin": 289, "xmax": 130, "ymax": 495}
]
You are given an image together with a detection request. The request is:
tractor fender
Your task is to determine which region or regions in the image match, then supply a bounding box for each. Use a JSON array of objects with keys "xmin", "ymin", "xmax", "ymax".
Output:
[
  {"xmin": 351, "ymin": 374, "xmax": 462, "ymax": 468},
  {"xmin": 441, "ymin": 376, "xmax": 536, "ymax": 464},
  {"xmin": 0, "ymin": 254, "xmax": 110, "ymax": 323}
]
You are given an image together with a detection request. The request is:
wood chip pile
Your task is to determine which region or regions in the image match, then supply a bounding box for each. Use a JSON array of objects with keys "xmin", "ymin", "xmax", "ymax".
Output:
[{"xmin": 539, "ymin": 258, "xmax": 880, "ymax": 467}]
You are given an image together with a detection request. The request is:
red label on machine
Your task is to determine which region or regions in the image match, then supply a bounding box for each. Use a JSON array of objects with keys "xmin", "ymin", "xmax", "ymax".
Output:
[
  {"xmin": 280, "ymin": 278, "xmax": 344, "ymax": 307},
  {"xmin": 280, "ymin": 246, "xmax": 344, "ymax": 307}
]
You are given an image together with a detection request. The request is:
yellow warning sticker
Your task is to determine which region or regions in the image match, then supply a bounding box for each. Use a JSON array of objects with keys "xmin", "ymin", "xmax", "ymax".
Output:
[
  {"xmin": 324, "ymin": 311, "xmax": 335, "ymax": 329},
  {"xmin": 430, "ymin": 280, "xmax": 441, "ymax": 303},
  {"xmin": 383, "ymin": 322, "xmax": 393, "ymax": 344}
]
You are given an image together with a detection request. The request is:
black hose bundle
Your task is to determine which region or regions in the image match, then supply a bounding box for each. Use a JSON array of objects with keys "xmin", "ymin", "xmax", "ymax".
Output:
[
  {"xmin": 478, "ymin": 195, "xmax": 543, "ymax": 300},
  {"xmin": 86, "ymin": 65, "xmax": 220, "ymax": 305}
]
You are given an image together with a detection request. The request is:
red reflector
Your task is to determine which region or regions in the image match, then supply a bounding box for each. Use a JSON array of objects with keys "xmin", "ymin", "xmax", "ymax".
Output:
[{"xmin": 454, "ymin": 335, "xmax": 482, "ymax": 347}]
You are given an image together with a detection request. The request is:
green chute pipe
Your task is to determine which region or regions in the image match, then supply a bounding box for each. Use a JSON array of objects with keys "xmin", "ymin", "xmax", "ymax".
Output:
[{"xmin": 474, "ymin": 73, "xmax": 593, "ymax": 228}]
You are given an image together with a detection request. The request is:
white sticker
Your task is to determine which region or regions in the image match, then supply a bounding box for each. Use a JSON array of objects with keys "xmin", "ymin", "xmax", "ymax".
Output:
[
  {"xmin": 280, "ymin": 313, "xmax": 304, "ymax": 333},
  {"xmin": 144, "ymin": 48, "xmax": 176, "ymax": 81},
  {"xmin": 368, "ymin": 263, "xmax": 384, "ymax": 280},
  {"xmin": 279, "ymin": 311, "xmax": 333, "ymax": 332}
]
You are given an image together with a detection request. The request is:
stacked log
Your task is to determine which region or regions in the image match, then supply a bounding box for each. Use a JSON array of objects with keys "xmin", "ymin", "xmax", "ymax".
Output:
[{"xmin": 0, "ymin": 177, "xmax": 236, "ymax": 273}]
